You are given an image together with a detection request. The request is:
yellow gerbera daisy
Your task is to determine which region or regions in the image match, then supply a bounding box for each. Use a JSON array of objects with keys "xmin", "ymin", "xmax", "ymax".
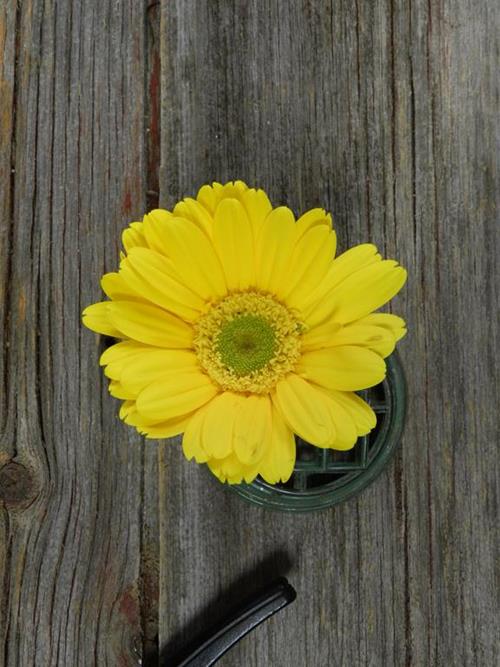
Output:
[{"xmin": 83, "ymin": 181, "xmax": 407, "ymax": 485}]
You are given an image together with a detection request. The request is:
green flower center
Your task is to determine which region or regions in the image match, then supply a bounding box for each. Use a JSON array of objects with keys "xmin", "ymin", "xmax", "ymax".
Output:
[
  {"xmin": 216, "ymin": 314, "xmax": 277, "ymax": 376},
  {"xmin": 193, "ymin": 291, "xmax": 304, "ymax": 394}
]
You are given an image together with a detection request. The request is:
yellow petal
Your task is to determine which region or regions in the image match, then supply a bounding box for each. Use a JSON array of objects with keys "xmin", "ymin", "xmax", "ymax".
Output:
[
  {"xmin": 173, "ymin": 198, "xmax": 214, "ymax": 237},
  {"xmin": 213, "ymin": 198, "xmax": 255, "ymax": 290},
  {"xmin": 201, "ymin": 391, "xmax": 241, "ymax": 459},
  {"xmin": 119, "ymin": 400, "xmax": 136, "ymax": 420},
  {"xmin": 120, "ymin": 399, "xmax": 176, "ymax": 428},
  {"xmin": 122, "ymin": 222, "xmax": 148, "ymax": 253},
  {"xmin": 305, "ymin": 259, "xmax": 406, "ymax": 327},
  {"xmin": 315, "ymin": 387, "xmax": 358, "ymax": 450},
  {"xmin": 325, "ymin": 243, "xmax": 382, "ymax": 287},
  {"xmin": 120, "ymin": 401, "xmax": 194, "ymax": 439},
  {"xmin": 161, "ymin": 217, "xmax": 227, "ymax": 300},
  {"xmin": 108, "ymin": 380, "xmax": 136, "ymax": 400},
  {"xmin": 82, "ymin": 302, "xmax": 122, "ymax": 337},
  {"xmin": 330, "ymin": 391, "xmax": 376, "ymax": 435},
  {"xmin": 207, "ymin": 452, "xmax": 259, "ymax": 484},
  {"xmin": 359, "ymin": 313, "xmax": 407, "ymax": 342},
  {"xmin": 101, "ymin": 272, "xmax": 140, "ymax": 301},
  {"xmin": 327, "ymin": 261, "xmax": 407, "ymax": 324},
  {"xmin": 196, "ymin": 181, "xmax": 271, "ymax": 242},
  {"xmin": 103, "ymin": 344, "xmax": 147, "ymax": 381},
  {"xmin": 258, "ymin": 404, "xmax": 296, "ymax": 484},
  {"xmin": 120, "ymin": 349, "xmax": 199, "ymax": 395},
  {"xmin": 139, "ymin": 413, "xmax": 193, "ymax": 439},
  {"xmin": 295, "ymin": 208, "xmax": 334, "ymax": 241},
  {"xmin": 301, "ymin": 244, "xmax": 381, "ymax": 317},
  {"xmin": 100, "ymin": 340, "xmax": 148, "ymax": 367},
  {"xmin": 272, "ymin": 374, "xmax": 336, "ymax": 447},
  {"xmin": 239, "ymin": 188, "xmax": 273, "ymax": 237},
  {"xmin": 233, "ymin": 394, "xmax": 272, "ymax": 465},
  {"xmin": 121, "ymin": 401, "xmax": 166, "ymax": 427},
  {"xmin": 107, "ymin": 301, "xmax": 193, "ymax": 347},
  {"xmin": 141, "ymin": 209, "xmax": 173, "ymax": 256},
  {"xmin": 327, "ymin": 322, "xmax": 397, "ymax": 358},
  {"xmin": 255, "ymin": 206, "xmax": 296, "ymax": 296},
  {"xmin": 196, "ymin": 184, "xmax": 218, "ymax": 214},
  {"xmin": 120, "ymin": 247, "xmax": 205, "ymax": 321},
  {"xmin": 136, "ymin": 370, "xmax": 218, "ymax": 422},
  {"xmin": 283, "ymin": 225, "xmax": 337, "ymax": 308},
  {"xmin": 196, "ymin": 181, "xmax": 249, "ymax": 214},
  {"xmin": 182, "ymin": 405, "xmax": 210, "ymax": 463},
  {"xmin": 297, "ymin": 346, "xmax": 386, "ymax": 391},
  {"xmin": 219, "ymin": 180, "xmax": 249, "ymax": 200},
  {"xmin": 301, "ymin": 319, "xmax": 342, "ymax": 351}
]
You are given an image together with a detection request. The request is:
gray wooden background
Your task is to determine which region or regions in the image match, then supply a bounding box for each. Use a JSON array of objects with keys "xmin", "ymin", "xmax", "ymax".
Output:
[{"xmin": 0, "ymin": 1, "xmax": 498, "ymax": 665}]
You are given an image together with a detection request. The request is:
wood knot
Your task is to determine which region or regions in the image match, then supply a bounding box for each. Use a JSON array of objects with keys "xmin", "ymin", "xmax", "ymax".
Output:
[{"xmin": 0, "ymin": 462, "xmax": 37, "ymax": 508}]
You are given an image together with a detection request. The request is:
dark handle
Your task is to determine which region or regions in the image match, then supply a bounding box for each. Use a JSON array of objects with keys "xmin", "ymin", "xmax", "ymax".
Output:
[{"xmin": 176, "ymin": 577, "xmax": 296, "ymax": 667}]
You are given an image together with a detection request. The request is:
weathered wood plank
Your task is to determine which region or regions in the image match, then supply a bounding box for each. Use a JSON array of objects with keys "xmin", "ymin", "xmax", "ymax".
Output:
[
  {"xmin": 0, "ymin": 3, "xmax": 18, "ymax": 652},
  {"xmin": 0, "ymin": 1, "xmax": 154, "ymax": 664},
  {"xmin": 141, "ymin": 6, "xmax": 163, "ymax": 664},
  {"xmin": 0, "ymin": 1, "xmax": 17, "ymax": 461},
  {"xmin": 158, "ymin": 1, "xmax": 499, "ymax": 665}
]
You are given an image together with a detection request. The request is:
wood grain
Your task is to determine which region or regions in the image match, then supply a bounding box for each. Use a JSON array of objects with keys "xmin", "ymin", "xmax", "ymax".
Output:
[
  {"xmin": 158, "ymin": 1, "xmax": 499, "ymax": 666},
  {"xmin": 0, "ymin": 1, "xmax": 153, "ymax": 664},
  {"xmin": 1, "ymin": 0, "xmax": 498, "ymax": 665}
]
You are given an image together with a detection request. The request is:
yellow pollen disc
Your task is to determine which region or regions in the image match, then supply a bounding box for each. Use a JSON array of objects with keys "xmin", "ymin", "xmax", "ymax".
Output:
[{"xmin": 193, "ymin": 291, "xmax": 304, "ymax": 394}]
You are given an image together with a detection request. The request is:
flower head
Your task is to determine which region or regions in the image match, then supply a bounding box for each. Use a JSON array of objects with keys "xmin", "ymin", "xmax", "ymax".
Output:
[{"xmin": 83, "ymin": 181, "xmax": 407, "ymax": 485}]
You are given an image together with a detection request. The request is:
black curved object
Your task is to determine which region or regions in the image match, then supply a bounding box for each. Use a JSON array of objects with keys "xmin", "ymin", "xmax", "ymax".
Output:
[{"xmin": 174, "ymin": 578, "xmax": 296, "ymax": 667}]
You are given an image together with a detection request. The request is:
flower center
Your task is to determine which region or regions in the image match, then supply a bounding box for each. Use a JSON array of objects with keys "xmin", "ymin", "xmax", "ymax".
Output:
[
  {"xmin": 217, "ymin": 314, "xmax": 277, "ymax": 375},
  {"xmin": 193, "ymin": 291, "xmax": 304, "ymax": 394}
]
